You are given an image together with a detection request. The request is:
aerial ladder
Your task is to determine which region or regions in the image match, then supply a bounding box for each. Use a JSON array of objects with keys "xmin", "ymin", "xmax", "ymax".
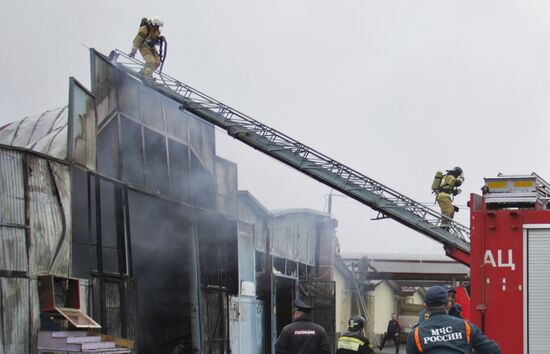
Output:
[{"xmin": 109, "ymin": 49, "xmax": 471, "ymax": 265}]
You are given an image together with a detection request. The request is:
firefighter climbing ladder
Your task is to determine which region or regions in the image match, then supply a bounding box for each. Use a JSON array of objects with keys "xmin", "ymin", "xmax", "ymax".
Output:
[{"xmin": 110, "ymin": 49, "xmax": 471, "ymax": 257}]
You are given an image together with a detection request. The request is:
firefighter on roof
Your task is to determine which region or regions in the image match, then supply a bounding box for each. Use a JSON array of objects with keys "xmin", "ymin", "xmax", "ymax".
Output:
[
  {"xmin": 407, "ymin": 286, "xmax": 500, "ymax": 354},
  {"xmin": 129, "ymin": 16, "xmax": 165, "ymax": 79},
  {"xmin": 432, "ymin": 167, "xmax": 464, "ymax": 229},
  {"xmin": 336, "ymin": 315, "xmax": 375, "ymax": 354}
]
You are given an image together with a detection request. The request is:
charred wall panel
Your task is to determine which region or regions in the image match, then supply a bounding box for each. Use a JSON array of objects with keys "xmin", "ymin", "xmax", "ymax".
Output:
[
  {"xmin": 119, "ymin": 116, "xmax": 144, "ymax": 189},
  {"xmin": 201, "ymin": 123, "xmax": 215, "ymax": 173},
  {"xmin": 91, "ymin": 51, "xmax": 117, "ymax": 126},
  {"xmin": 0, "ymin": 278, "xmax": 29, "ymax": 354},
  {"xmin": 143, "ymin": 128, "xmax": 169, "ymax": 194},
  {"xmin": 164, "ymin": 97, "xmax": 188, "ymax": 142},
  {"xmin": 69, "ymin": 78, "xmax": 97, "ymax": 171},
  {"xmin": 168, "ymin": 139, "xmax": 191, "ymax": 203},
  {"xmin": 189, "ymin": 151, "xmax": 217, "ymax": 210},
  {"xmin": 128, "ymin": 191, "xmax": 195, "ymax": 353},
  {"xmin": 97, "ymin": 117, "xmax": 120, "ymax": 179},
  {"xmin": 215, "ymin": 157, "xmax": 238, "ymax": 219},
  {"xmin": 117, "ymin": 75, "xmax": 140, "ymax": 119},
  {"xmin": 139, "ymin": 86, "xmax": 164, "ymax": 132}
]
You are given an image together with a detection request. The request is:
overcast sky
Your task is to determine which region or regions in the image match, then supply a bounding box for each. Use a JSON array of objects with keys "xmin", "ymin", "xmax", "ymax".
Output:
[{"xmin": 2, "ymin": 1, "xmax": 550, "ymax": 256}]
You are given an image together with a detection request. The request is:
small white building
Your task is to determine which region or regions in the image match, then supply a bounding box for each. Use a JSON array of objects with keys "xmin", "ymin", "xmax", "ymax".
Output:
[{"xmin": 334, "ymin": 252, "xmax": 469, "ymax": 342}]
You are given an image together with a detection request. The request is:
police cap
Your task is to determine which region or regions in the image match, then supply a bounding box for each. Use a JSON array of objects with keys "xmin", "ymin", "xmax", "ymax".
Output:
[
  {"xmin": 293, "ymin": 299, "xmax": 313, "ymax": 312},
  {"xmin": 425, "ymin": 285, "xmax": 449, "ymax": 307}
]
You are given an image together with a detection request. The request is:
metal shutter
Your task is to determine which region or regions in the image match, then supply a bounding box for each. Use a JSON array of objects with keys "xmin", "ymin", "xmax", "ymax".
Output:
[{"xmin": 527, "ymin": 229, "xmax": 550, "ymax": 354}]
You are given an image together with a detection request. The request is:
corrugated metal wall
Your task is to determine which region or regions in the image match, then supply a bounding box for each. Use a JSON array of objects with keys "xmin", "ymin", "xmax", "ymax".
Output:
[
  {"xmin": 0, "ymin": 149, "xmax": 30, "ymax": 354},
  {"xmin": 27, "ymin": 156, "xmax": 71, "ymax": 275},
  {"xmin": 0, "ymin": 147, "xmax": 71, "ymax": 354},
  {"xmin": 0, "ymin": 278, "xmax": 30, "ymax": 354},
  {"xmin": 269, "ymin": 213, "xmax": 319, "ymax": 266}
]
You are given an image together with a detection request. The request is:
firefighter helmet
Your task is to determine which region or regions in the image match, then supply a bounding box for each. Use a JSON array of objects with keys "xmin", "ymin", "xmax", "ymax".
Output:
[
  {"xmin": 150, "ymin": 16, "xmax": 164, "ymax": 27},
  {"xmin": 348, "ymin": 314, "xmax": 365, "ymax": 332}
]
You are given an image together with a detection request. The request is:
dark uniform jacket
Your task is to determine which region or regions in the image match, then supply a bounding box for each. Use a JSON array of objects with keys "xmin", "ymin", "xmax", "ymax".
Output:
[
  {"xmin": 418, "ymin": 305, "xmax": 461, "ymax": 324},
  {"xmin": 336, "ymin": 331, "xmax": 375, "ymax": 354},
  {"xmin": 406, "ymin": 312, "xmax": 500, "ymax": 354},
  {"xmin": 275, "ymin": 315, "xmax": 331, "ymax": 354},
  {"xmin": 387, "ymin": 319, "xmax": 401, "ymax": 335}
]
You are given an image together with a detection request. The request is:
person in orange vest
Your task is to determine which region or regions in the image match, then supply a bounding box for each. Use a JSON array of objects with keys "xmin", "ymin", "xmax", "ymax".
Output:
[
  {"xmin": 129, "ymin": 17, "xmax": 164, "ymax": 79},
  {"xmin": 407, "ymin": 286, "xmax": 500, "ymax": 354}
]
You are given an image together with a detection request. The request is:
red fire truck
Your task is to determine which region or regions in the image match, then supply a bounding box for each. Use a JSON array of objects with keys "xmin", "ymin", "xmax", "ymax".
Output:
[{"xmin": 469, "ymin": 173, "xmax": 550, "ymax": 354}]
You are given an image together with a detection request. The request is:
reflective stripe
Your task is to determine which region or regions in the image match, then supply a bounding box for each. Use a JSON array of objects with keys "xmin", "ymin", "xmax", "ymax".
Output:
[
  {"xmin": 337, "ymin": 336, "xmax": 364, "ymax": 351},
  {"xmin": 414, "ymin": 328, "xmax": 423, "ymax": 352},
  {"xmin": 464, "ymin": 321, "xmax": 471, "ymax": 345},
  {"xmin": 338, "ymin": 336, "xmax": 365, "ymax": 346}
]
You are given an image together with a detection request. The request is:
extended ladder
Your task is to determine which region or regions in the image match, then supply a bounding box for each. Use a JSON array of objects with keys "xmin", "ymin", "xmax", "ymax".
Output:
[{"xmin": 108, "ymin": 49, "xmax": 471, "ymax": 258}]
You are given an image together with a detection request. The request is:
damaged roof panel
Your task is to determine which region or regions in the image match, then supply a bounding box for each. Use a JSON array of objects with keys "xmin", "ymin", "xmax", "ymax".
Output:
[{"xmin": 0, "ymin": 107, "xmax": 68, "ymax": 160}]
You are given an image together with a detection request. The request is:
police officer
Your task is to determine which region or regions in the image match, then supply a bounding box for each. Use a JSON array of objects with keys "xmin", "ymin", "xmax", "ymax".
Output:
[
  {"xmin": 436, "ymin": 167, "xmax": 464, "ymax": 229},
  {"xmin": 129, "ymin": 16, "xmax": 165, "ymax": 79},
  {"xmin": 407, "ymin": 286, "xmax": 500, "ymax": 354},
  {"xmin": 336, "ymin": 315, "xmax": 375, "ymax": 354},
  {"xmin": 275, "ymin": 299, "xmax": 331, "ymax": 354}
]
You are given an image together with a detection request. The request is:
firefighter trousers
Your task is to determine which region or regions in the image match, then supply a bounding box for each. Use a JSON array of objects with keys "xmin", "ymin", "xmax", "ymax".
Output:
[
  {"xmin": 437, "ymin": 196, "xmax": 455, "ymax": 226},
  {"xmin": 139, "ymin": 46, "xmax": 160, "ymax": 78}
]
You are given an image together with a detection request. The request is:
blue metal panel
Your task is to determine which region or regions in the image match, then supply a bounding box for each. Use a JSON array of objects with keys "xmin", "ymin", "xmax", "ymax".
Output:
[{"xmin": 229, "ymin": 297, "xmax": 260, "ymax": 354}]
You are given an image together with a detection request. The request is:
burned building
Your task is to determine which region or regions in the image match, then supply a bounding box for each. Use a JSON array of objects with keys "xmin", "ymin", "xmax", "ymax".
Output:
[{"xmin": 0, "ymin": 49, "xmax": 337, "ymax": 354}]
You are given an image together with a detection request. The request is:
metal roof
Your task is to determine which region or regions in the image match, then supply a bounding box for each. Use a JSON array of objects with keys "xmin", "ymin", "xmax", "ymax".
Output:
[
  {"xmin": 0, "ymin": 107, "xmax": 68, "ymax": 159},
  {"xmin": 341, "ymin": 252, "xmax": 469, "ymax": 281}
]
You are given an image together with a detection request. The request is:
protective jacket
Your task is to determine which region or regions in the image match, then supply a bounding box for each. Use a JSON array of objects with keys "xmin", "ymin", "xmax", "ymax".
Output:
[
  {"xmin": 132, "ymin": 24, "xmax": 162, "ymax": 51},
  {"xmin": 275, "ymin": 315, "xmax": 331, "ymax": 354},
  {"xmin": 336, "ymin": 331, "xmax": 375, "ymax": 354},
  {"xmin": 407, "ymin": 312, "xmax": 500, "ymax": 354},
  {"xmin": 436, "ymin": 174, "xmax": 464, "ymax": 201}
]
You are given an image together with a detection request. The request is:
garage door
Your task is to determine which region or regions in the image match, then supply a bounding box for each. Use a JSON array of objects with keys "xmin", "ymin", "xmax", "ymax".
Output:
[{"xmin": 526, "ymin": 229, "xmax": 550, "ymax": 354}]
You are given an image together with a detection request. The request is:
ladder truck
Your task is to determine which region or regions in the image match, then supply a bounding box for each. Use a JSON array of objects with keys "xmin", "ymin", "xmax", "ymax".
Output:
[{"xmin": 109, "ymin": 49, "xmax": 548, "ymax": 354}]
